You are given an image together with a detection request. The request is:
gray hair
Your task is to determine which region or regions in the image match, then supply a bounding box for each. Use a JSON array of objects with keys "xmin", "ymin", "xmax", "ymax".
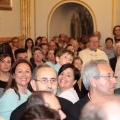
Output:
[
  {"xmin": 81, "ymin": 59, "xmax": 109, "ymax": 90},
  {"xmin": 31, "ymin": 64, "xmax": 54, "ymax": 80}
]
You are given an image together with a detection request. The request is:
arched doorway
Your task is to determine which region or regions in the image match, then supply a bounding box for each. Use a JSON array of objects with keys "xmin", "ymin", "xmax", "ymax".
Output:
[{"xmin": 48, "ymin": 1, "xmax": 96, "ymax": 40}]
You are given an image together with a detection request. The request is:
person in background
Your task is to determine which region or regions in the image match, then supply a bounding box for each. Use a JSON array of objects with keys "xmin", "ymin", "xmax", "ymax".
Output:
[
  {"xmin": 30, "ymin": 46, "xmax": 44, "ymax": 69},
  {"xmin": 0, "ymin": 59, "xmax": 33, "ymax": 120},
  {"xmin": 59, "ymin": 33, "xmax": 67, "ymax": 48},
  {"xmin": 52, "ymin": 49, "xmax": 74, "ymax": 73},
  {"xmin": 35, "ymin": 36, "xmax": 42, "ymax": 46},
  {"xmin": 65, "ymin": 44, "xmax": 74, "ymax": 53},
  {"xmin": 25, "ymin": 38, "xmax": 34, "ymax": 61},
  {"xmin": 113, "ymin": 25, "xmax": 120, "ymax": 43},
  {"xmin": 14, "ymin": 48, "xmax": 28, "ymax": 61},
  {"xmin": 0, "ymin": 54, "xmax": 12, "ymax": 89},
  {"xmin": 58, "ymin": 63, "xmax": 80, "ymax": 103},
  {"xmin": 70, "ymin": 39, "xmax": 79, "ymax": 57},
  {"xmin": 104, "ymin": 37, "xmax": 116, "ymax": 60},
  {"xmin": 46, "ymin": 49, "xmax": 56, "ymax": 65},
  {"xmin": 39, "ymin": 43, "xmax": 49, "ymax": 62},
  {"xmin": 78, "ymin": 35, "xmax": 109, "ymax": 68},
  {"xmin": 48, "ymin": 40, "xmax": 57, "ymax": 50},
  {"xmin": 41, "ymin": 37, "xmax": 48, "ymax": 44},
  {"xmin": 110, "ymin": 44, "xmax": 120, "ymax": 72},
  {"xmin": 11, "ymin": 37, "xmax": 19, "ymax": 51}
]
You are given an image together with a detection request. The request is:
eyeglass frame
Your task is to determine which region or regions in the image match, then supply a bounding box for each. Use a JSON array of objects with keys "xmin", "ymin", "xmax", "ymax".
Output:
[{"xmin": 35, "ymin": 78, "xmax": 58, "ymax": 84}]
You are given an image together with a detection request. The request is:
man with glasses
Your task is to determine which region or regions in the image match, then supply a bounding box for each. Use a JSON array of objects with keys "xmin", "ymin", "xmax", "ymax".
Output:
[
  {"xmin": 78, "ymin": 35, "xmax": 109, "ymax": 68},
  {"xmin": 10, "ymin": 64, "xmax": 72, "ymax": 120},
  {"xmin": 66, "ymin": 59, "xmax": 117, "ymax": 120}
]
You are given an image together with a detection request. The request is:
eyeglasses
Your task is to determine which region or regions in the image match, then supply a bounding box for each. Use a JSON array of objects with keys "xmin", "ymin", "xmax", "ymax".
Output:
[
  {"xmin": 97, "ymin": 75, "xmax": 118, "ymax": 80},
  {"xmin": 36, "ymin": 78, "xmax": 57, "ymax": 84}
]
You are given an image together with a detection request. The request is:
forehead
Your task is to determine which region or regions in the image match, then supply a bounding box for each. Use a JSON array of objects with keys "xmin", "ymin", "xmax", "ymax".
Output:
[
  {"xmin": 37, "ymin": 67, "xmax": 57, "ymax": 78},
  {"xmin": 89, "ymin": 36, "xmax": 98, "ymax": 41},
  {"xmin": 16, "ymin": 63, "xmax": 30, "ymax": 69},
  {"xmin": 98, "ymin": 64, "xmax": 113, "ymax": 74},
  {"xmin": 17, "ymin": 53, "xmax": 27, "ymax": 57},
  {"xmin": 61, "ymin": 52, "xmax": 72, "ymax": 57}
]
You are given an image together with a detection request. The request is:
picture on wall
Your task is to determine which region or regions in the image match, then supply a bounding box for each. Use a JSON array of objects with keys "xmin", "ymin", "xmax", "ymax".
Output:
[{"xmin": 0, "ymin": 0, "xmax": 12, "ymax": 10}]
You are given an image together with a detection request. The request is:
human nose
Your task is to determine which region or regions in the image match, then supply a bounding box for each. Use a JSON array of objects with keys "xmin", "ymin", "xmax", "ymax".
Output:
[
  {"xmin": 59, "ymin": 110, "xmax": 66, "ymax": 120},
  {"xmin": 47, "ymin": 80, "xmax": 52, "ymax": 88}
]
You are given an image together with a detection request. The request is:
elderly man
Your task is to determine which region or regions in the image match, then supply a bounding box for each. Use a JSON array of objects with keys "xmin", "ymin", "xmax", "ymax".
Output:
[
  {"xmin": 78, "ymin": 35, "xmax": 109, "ymax": 68},
  {"xmin": 10, "ymin": 64, "xmax": 72, "ymax": 120},
  {"xmin": 66, "ymin": 59, "xmax": 117, "ymax": 120},
  {"xmin": 80, "ymin": 95, "xmax": 120, "ymax": 120}
]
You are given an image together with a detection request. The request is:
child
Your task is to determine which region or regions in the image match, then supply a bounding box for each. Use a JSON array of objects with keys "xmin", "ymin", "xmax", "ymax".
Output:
[{"xmin": 53, "ymin": 49, "xmax": 74, "ymax": 73}]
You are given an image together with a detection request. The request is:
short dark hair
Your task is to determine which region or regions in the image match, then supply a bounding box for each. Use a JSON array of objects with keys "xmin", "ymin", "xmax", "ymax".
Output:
[
  {"xmin": 20, "ymin": 105, "xmax": 60, "ymax": 120},
  {"xmin": 14, "ymin": 48, "xmax": 27, "ymax": 58},
  {"xmin": 105, "ymin": 37, "xmax": 113, "ymax": 43},
  {"xmin": 58, "ymin": 63, "xmax": 80, "ymax": 81}
]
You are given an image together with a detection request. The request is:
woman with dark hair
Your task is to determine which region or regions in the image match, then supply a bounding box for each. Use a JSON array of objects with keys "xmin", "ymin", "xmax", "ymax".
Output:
[
  {"xmin": 0, "ymin": 54, "xmax": 12, "ymax": 88},
  {"xmin": 25, "ymin": 38, "xmax": 34, "ymax": 60},
  {"xmin": 0, "ymin": 59, "xmax": 33, "ymax": 120},
  {"xmin": 35, "ymin": 36, "xmax": 42, "ymax": 46},
  {"xmin": 113, "ymin": 25, "xmax": 120, "ymax": 43},
  {"xmin": 58, "ymin": 63, "xmax": 80, "ymax": 103}
]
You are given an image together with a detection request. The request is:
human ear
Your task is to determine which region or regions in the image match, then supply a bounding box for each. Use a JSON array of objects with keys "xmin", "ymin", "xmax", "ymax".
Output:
[
  {"xmin": 90, "ymin": 78, "xmax": 97, "ymax": 88},
  {"xmin": 30, "ymin": 80, "xmax": 37, "ymax": 91},
  {"xmin": 56, "ymin": 56, "xmax": 60, "ymax": 63}
]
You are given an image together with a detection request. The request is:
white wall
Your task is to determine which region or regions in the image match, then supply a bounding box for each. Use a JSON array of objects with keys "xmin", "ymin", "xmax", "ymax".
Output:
[{"xmin": 0, "ymin": 0, "xmax": 21, "ymax": 37}]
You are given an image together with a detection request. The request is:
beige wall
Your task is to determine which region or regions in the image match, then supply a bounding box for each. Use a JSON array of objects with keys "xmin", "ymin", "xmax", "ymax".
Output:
[
  {"xmin": 0, "ymin": 0, "xmax": 119, "ymax": 44},
  {"xmin": 0, "ymin": 0, "xmax": 21, "ymax": 37}
]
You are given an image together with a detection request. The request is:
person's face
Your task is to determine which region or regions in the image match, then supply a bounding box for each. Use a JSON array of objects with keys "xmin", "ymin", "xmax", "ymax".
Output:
[
  {"xmin": 47, "ymin": 50, "xmax": 55, "ymax": 61},
  {"xmin": 94, "ymin": 64, "xmax": 117, "ymax": 95},
  {"xmin": 89, "ymin": 37, "xmax": 99, "ymax": 51},
  {"xmin": 33, "ymin": 50, "xmax": 43, "ymax": 62},
  {"xmin": 26, "ymin": 40, "xmax": 33, "ymax": 48},
  {"xmin": 41, "ymin": 38, "xmax": 47, "ymax": 44},
  {"xmin": 79, "ymin": 42, "xmax": 85, "ymax": 49},
  {"xmin": 41, "ymin": 45, "xmax": 48, "ymax": 56},
  {"xmin": 114, "ymin": 27, "xmax": 120, "ymax": 36},
  {"xmin": 94, "ymin": 32, "xmax": 101, "ymax": 40},
  {"xmin": 54, "ymin": 38, "xmax": 59, "ymax": 43},
  {"xmin": 16, "ymin": 53, "xmax": 28, "ymax": 61},
  {"xmin": 0, "ymin": 56, "xmax": 11, "ymax": 72},
  {"xmin": 56, "ymin": 53, "xmax": 73, "ymax": 66},
  {"xmin": 48, "ymin": 41, "xmax": 56, "ymax": 50},
  {"xmin": 70, "ymin": 40, "xmax": 79, "ymax": 52},
  {"xmin": 73, "ymin": 59, "xmax": 82, "ymax": 71},
  {"xmin": 44, "ymin": 94, "xmax": 66, "ymax": 120},
  {"xmin": 31, "ymin": 67, "xmax": 58, "ymax": 95},
  {"xmin": 60, "ymin": 34, "xmax": 65, "ymax": 42},
  {"xmin": 106, "ymin": 40, "xmax": 113, "ymax": 48},
  {"xmin": 58, "ymin": 68, "xmax": 76, "ymax": 91},
  {"xmin": 12, "ymin": 39, "xmax": 19, "ymax": 47},
  {"xmin": 66, "ymin": 46, "xmax": 74, "ymax": 52},
  {"xmin": 14, "ymin": 63, "xmax": 32, "ymax": 88}
]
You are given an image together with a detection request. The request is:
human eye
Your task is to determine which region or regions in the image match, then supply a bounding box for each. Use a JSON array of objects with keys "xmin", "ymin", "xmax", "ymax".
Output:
[
  {"xmin": 51, "ymin": 78, "xmax": 57, "ymax": 83},
  {"xmin": 1, "ymin": 60, "xmax": 5, "ymax": 63},
  {"xmin": 26, "ymin": 70, "xmax": 31, "ymax": 73},
  {"xmin": 67, "ymin": 74, "xmax": 71, "ymax": 77},
  {"xmin": 41, "ymin": 78, "xmax": 47, "ymax": 83},
  {"xmin": 17, "ymin": 70, "xmax": 22, "ymax": 73}
]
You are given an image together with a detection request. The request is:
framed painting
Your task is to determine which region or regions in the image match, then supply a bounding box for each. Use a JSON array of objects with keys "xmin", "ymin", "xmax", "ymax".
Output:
[{"xmin": 0, "ymin": 0, "xmax": 12, "ymax": 10}]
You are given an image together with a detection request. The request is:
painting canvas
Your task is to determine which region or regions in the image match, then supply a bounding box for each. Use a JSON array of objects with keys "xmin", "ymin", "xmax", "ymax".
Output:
[{"xmin": 0, "ymin": 0, "xmax": 12, "ymax": 10}]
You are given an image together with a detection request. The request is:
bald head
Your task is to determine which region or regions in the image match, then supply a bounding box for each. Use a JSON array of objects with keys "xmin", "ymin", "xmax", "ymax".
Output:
[{"xmin": 80, "ymin": 95, "xmax": 120, "ymax": 120}]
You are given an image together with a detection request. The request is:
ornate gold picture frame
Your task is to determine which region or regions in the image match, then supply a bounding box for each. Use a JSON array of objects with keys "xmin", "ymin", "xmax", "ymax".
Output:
[{"xmin": 0, "ymin": 0, "xmax": 12, "ymax": 10}]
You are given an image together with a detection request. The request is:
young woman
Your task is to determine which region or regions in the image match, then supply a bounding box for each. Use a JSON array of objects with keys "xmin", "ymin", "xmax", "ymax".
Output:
[
  {"xmin": 0, "ymin": 54, "xmax": 12, "ymax": 88},
  {"xmin": 0, "ymin": 59, "xmax": 33, "ymax": 120},
  {"xmin": 25, "ymin": 38, "xmax": 34, "ymax": 60},
  {"xmin": 58, "ymin": 63, "xmax": 80, "ymax": 103}
]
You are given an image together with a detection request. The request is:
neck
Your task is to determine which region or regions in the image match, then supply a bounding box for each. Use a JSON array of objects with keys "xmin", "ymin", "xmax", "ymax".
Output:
[
  {"xmin": 18, "ymin": 85, "xmax": 27, "ymax": 94},
  {"xmin": 106, "ymin": 47, "xmax": 113, "ymax": 51},
  {"xmin": 0, "ymin": 71, "xmax": 10, "ymax": 81},
  {"xmin": 35, "ymin": 60, "xmax": 43, "ymax": 66}
]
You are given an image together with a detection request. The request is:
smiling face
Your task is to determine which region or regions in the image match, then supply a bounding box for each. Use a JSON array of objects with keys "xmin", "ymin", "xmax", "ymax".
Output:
[
  {"xmin": 0, "ymin": 56, "xmax": 11, "ymax": 72},
  {"xmin": 30, "ymin": 67, "xmax": 58, "ymax": 95},
  {"xmin": 73, "ymin": 59, "xmax": 82, "ymax": 71},
  {"xmin": 58, "ymin": 68, "xmax": 76, "ymax": 92},
  {"xmin": 14, "ymin": 63, "xmax": 32, "ymax": 88}
]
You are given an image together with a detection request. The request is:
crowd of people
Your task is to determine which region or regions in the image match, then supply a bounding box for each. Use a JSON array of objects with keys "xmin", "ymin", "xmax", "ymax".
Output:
[{"xmin": 0, "ymin": 25, "xmax": 120, "ymax": 120}]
